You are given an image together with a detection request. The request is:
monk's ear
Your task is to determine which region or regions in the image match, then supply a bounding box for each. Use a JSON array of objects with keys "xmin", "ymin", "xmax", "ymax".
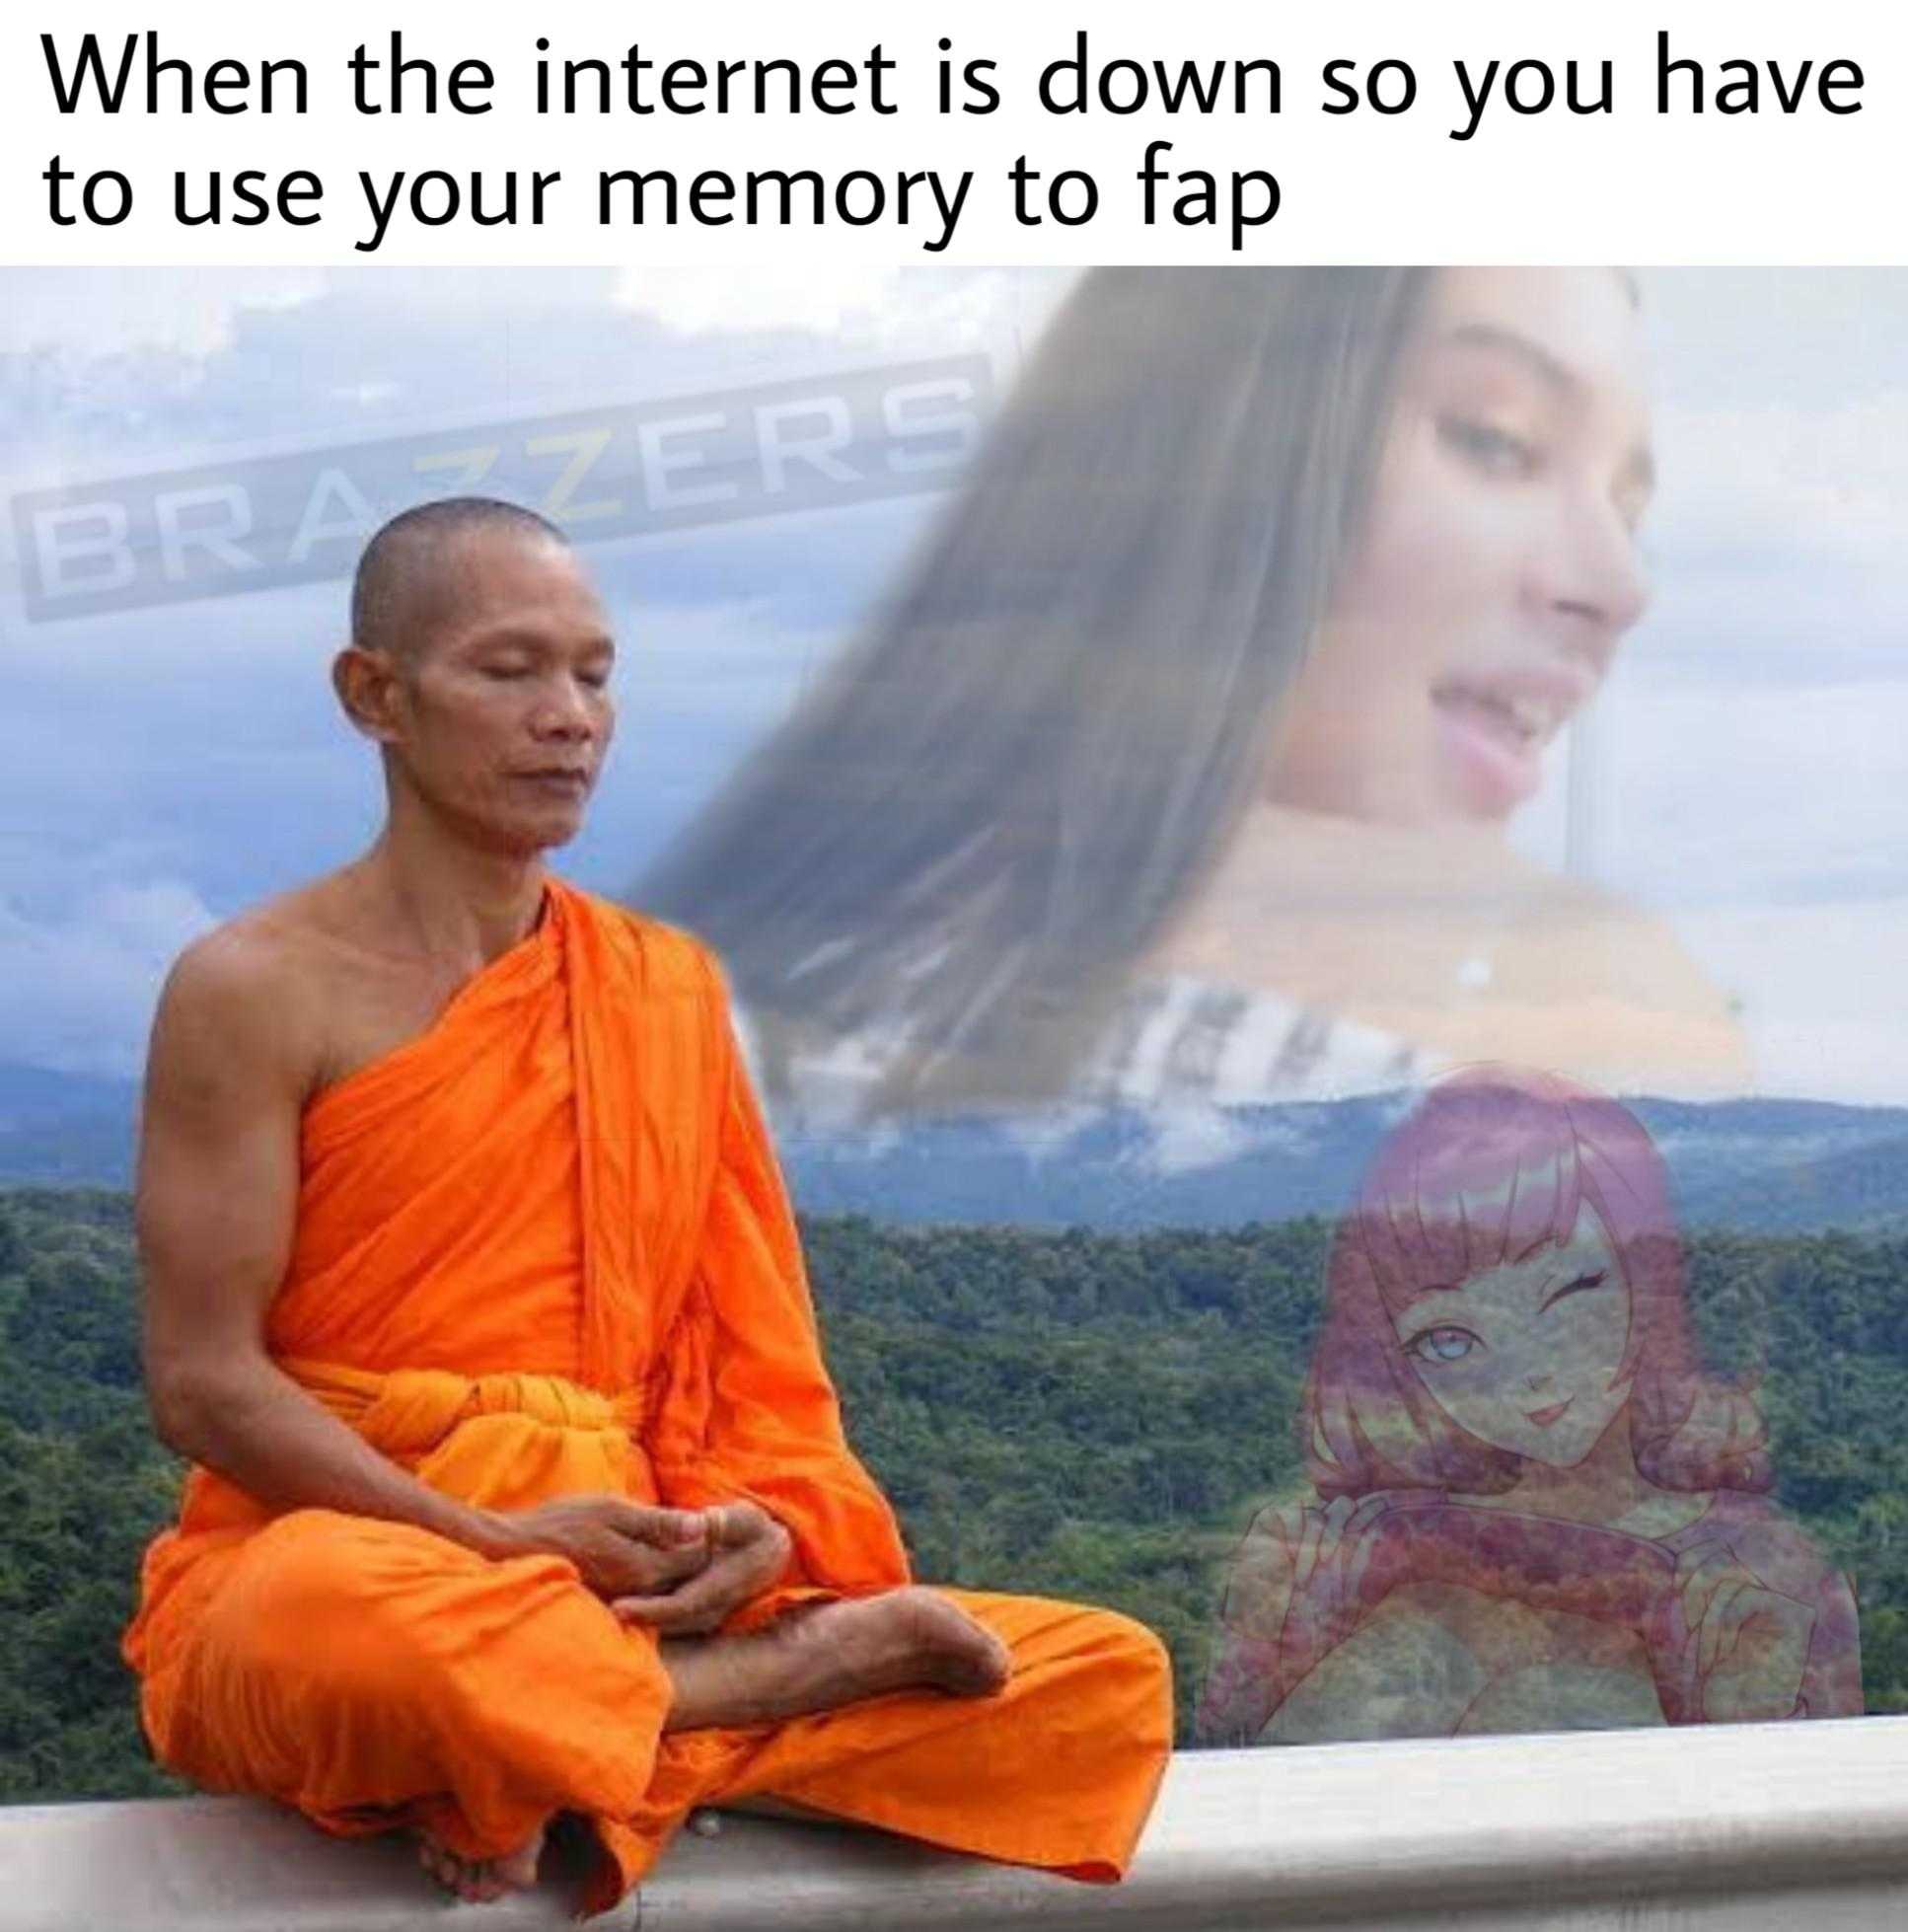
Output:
[{"xmin": 331, "ymin": 642, "xmax": 406, "ymax": 744}]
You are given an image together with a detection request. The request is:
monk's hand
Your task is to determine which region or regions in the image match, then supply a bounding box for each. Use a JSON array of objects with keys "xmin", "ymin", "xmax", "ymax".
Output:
[
  {"xmin": 610, "ymin": 1500, "xmax": 793, "ymax": 1636},
  {"xmin": 490, "ymin": 1496, "xmax": 712, "ymax": 1602}
]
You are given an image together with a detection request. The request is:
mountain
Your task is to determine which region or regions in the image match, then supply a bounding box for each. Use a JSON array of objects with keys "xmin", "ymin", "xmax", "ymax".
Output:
[
  {"xmin": 778, "ymin": 1093, "xmax": 1908, "ymax": 1233},
  {"xmin": 3, "ymin": 1061, "xmax": 1906, "ymax": 1234},
  {"xmin": 0, "ymin": 1064, "xmax": 138, "ymax": 1188}
]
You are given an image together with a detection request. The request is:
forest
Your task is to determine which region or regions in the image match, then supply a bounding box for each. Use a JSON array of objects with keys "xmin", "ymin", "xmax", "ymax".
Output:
[{"xmin": 4, "ymin": 1185, "xmax": 1908, "ymax": 1802}]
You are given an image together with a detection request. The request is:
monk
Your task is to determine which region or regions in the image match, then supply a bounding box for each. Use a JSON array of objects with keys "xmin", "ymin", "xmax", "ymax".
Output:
[{"xmin": 121, "ymin": 497, "xmax": 1173, "ymax": 1918}]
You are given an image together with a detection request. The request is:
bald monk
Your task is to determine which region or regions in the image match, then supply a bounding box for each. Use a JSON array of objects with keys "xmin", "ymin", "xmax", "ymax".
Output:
[{"xmin": 121, "ymin": 498, "xmax": 1172, "ymax": 1917}]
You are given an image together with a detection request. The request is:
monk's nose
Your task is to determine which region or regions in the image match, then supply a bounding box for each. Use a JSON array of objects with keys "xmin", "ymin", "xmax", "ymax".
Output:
[{"xmin": 533, "ymin": 684, "xmax": 595, "ymax": 741}]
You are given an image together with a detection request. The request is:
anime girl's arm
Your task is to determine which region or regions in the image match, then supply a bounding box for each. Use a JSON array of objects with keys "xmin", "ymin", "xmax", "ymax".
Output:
[
  {"xmin": 1196, "ymin": 1505, "xmax": 1300, "ymax": 1746},
  {"xmin": 1797, "ymin": 1567, "xmax": 1864, "ymax": 1718},
  {"xmin": 1196, "ymin": 1495, "xmax": 1394, "ymax": 1745}
]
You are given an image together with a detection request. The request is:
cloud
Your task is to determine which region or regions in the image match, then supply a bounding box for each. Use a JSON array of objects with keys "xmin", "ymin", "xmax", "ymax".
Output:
[
  {"xmin": 1595, "ymin": 666, "xmax": 1908, "ymax": 910},
  {"xmin": 0, "ymin": 876, "xmax": 215, "ymax": 1077},
  {"xmin": 0, "ymin": 269, "xmax": 328, "ymax": 361},
  {"xmin": 613, "ymin": 265, "xmax": 1077, "ymax": 356},
  {"xmin": 1665, "ymin": 896, "xmax": 1908, "ymax": 1104},
  {"xmin": 1651, "ymin": 391, "xmax": 1908, "ymax": 599},
  {"xmin": 2, "ymin": 267, "xmax": 1907, "ymax": 1101}
]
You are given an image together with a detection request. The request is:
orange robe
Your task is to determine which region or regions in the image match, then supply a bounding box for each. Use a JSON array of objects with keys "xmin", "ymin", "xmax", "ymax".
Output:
[{"xmin": 120, "ymin": 878, "xmax": 1171, "ymax": 1918}]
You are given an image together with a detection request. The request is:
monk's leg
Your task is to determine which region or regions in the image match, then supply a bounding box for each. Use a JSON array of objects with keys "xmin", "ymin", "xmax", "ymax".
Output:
[
  {"xmin": 161, "ymin": 1510, "xmax": 671, "ymax": 1903},
  {"xmin": 641, "ymin": 1588, "xmax": 1172, "ymax": 1882},
  {"xmin": 659, "ymin": 1587, "xmax": 1009, "ymax": 1730}
]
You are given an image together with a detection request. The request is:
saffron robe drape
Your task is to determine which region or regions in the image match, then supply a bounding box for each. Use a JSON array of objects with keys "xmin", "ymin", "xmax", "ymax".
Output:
[{"xmin": 121, "ymin": 879, "xmax": 1171, "ymax": 1919}]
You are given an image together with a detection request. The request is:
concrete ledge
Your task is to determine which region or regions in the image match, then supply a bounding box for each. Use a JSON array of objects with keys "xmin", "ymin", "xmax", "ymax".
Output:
[{"xmin": 7, "ymin": 1719, "xmax": 1908, "ymax": 1930}]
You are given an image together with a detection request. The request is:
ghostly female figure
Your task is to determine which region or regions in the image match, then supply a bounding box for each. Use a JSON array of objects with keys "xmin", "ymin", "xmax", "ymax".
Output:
[
  {"xmin": 1197, "ymin": 1067, "xmax": 1861, "ymax": 1745},
  {"xmin": 640, "ymin": 271, "xmax": 1747, "ymax": 1121}
]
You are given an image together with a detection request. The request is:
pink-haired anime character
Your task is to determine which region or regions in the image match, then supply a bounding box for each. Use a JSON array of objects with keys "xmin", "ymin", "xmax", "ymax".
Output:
[{"xmin": 1197, "ymin": 1066, "xmax": 1862, "ymax": 1746}]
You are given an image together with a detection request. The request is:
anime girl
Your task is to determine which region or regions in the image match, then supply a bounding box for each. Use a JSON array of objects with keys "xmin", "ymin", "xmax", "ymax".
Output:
[{"xmin": 1196, "ymin": 1065, "xmax": 1861, "ymax": 1745}]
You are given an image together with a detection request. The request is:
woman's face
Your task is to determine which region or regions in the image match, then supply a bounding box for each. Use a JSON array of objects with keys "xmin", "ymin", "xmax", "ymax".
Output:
[
  {"xmin": 1271, "ymin": 267, "xmax": 1654, "ymax": 825},
  {"xmin": 1388, "ymin": 1197, "xmax": 1636, "ymax": 1469}
]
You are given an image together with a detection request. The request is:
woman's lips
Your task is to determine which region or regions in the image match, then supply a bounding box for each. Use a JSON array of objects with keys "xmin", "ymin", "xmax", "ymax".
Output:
[
  {"xmin": 1431, "ymin": 689, "xmax": 1546, "ymax": 815},
  {"xmin": 1430, "ymin": 663, "xmax": 1593, "ymax": 818},
  {"xmin": 1524, "ymin": 1396, "xmax": 1575, "ymax": 1429}
]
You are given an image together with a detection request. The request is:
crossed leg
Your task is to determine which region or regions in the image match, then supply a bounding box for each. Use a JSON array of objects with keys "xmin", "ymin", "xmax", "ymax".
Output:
[
  {"xmin": 159, "ymin": 1511, "xmax": 1160, "ymax": 1911},
  {"xmin": 413, "ymin": 1588, "xmax": 1011, "ymax": 1900}
]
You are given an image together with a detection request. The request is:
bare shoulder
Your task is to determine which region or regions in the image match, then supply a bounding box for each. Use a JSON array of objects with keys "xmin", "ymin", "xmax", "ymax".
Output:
[
  {"xmin": 1535, "ymin": 873, "xmax": 1716, "ymax": 985},
  {"xmin": 1530, "ymin": 875, "xmax": 1746, "ymax": 1030},
  {"xmin": 136, "ymin": 889, "xmax": 348, "ymax": 1343},
  {"xmin": 147, "ymin": 882, "xmax": 340, "ymax": 1104}
]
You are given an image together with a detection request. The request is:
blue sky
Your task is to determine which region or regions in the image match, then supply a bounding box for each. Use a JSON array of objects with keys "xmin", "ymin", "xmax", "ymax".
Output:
[{"xmin": 1, "ymin": 267, "xmax": 1905, "ymax": 1099}]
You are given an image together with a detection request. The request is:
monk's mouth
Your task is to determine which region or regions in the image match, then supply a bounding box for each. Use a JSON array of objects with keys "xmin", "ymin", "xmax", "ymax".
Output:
[{"xmin": 1524, "ymin": 1397, "xmax": 1575, "ymax": 1429}]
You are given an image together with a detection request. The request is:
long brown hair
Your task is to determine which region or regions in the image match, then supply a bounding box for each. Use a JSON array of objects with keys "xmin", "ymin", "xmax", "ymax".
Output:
[{"xmin": 637, "ymin": 268, "xmax": 1431, "ymax": 1110}]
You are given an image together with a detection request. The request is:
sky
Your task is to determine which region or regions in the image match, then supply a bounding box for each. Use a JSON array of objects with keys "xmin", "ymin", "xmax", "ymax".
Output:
[{"xmin": 0, "ymin": 265, "xmax": 1904, "ymax": 1100}]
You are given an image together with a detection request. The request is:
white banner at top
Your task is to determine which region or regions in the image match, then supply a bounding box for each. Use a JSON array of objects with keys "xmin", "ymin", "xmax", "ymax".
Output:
[{"xmin": 0, "ymin": 0, "xmax": 1902, "ymax": 265}]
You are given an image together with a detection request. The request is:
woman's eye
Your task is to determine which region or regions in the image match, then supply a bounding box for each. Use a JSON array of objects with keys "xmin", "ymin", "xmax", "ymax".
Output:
[
  {"xmin": 1438, "ymin": 413, "xmax": 1538, "ymax": 478},
  {"xmin": 1408, "ymin": 1328, "xmax": 1480, "ymax": 1364}
]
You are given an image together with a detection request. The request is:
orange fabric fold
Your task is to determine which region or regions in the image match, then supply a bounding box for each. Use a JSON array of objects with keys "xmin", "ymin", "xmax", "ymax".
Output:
[{"xmin": 121, "ymin": 878, "xmax": 1171, "ymax": 1919}]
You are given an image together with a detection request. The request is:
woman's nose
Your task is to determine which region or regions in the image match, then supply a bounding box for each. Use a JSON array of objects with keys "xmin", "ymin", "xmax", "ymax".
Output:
[
  {"xmin": 1524, "ymin": 1367, "xmax": 1556, "ymax": 1392},
  {"xmin": 1532, "ymin": 489, "xmax": 1651, "ymax": 677}
]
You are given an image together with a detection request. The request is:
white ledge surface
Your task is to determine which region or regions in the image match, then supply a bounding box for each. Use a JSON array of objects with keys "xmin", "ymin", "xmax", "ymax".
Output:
[{"xmin": 7, "ymin": 1719, "xmax": 1908, "ymax": 1930}]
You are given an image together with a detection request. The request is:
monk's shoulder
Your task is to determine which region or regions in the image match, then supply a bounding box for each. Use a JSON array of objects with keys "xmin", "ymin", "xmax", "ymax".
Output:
[
  {"xmin": 155, "ymin": 863, "xmax": 377, "ymax": 1048},
  {"xmin": 575, "ymin": 889, "xmax": 730, "ymax": 1009},
  {"xmin": 161, "ymin": 886, "xmax": 311, "ymax": 1005},
  {"xmin": 150, "ymin": 901, "xmax": 327, "ymax": 1096}
]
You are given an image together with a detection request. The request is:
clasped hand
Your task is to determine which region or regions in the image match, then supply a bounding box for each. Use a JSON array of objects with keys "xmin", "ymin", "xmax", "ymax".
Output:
[
  {"xmin": 1199, "ymin": 1496, "xmax": 1391, "ymax": 1743},
  {"xmin": 498, "ymin": 1494, "xmax": 792, "ymax": 1637},
  {"xmin": 1673, "ymin": 1538, "xmax": 1814, "ymax": 1722}
]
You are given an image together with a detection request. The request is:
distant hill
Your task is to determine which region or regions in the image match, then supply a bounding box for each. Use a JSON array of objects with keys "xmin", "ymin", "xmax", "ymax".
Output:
[
  {"xmin": 0, "ymin": 1065, "xmax": 138, "ymax": 1188},
  {"xmin": 4, "ymin": 1060, "xmax": 1907, "ymax": 1234},
  {"xmin": 5, "ymin": 1186, "xmax": 1908, "ymax": 1800},
  {"xmin": 779, "ymin": 1092, "xmax": 1908, "ymax": 1235}
]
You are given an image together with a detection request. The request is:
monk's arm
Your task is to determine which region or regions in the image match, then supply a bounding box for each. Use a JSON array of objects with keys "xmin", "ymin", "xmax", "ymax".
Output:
[
  {"xmin": 644, "ymin": 954, "xmax": 911, "ymax": 1598},
  {"xmin": 136, "ymin": 932, "xmax": 700, "ymax": 1597},
  {"xmin": 136, "ymin": 933, "xmax": 530, "ymax": 1555}
]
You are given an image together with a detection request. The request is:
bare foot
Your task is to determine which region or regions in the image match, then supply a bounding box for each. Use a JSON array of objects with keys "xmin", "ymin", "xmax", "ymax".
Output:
[
  {"xmin": 664, "ymin": 1587, "xmax": 1011, "ymax": 1731},
  {"xmin": 415, "ymin": 1820, "xmax": 546, "ymax": 1903}
]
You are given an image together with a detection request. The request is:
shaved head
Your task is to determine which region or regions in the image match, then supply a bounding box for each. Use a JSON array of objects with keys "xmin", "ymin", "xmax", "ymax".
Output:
[{"xmin": 350, "ymin": 498, "xmax": 569, "ymax": 666}]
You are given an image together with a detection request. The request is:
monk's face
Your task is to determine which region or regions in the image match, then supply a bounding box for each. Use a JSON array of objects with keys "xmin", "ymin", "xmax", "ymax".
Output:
[{"xmin": 387, "ymin": 533, "xmax": 617, "ymax": 855}]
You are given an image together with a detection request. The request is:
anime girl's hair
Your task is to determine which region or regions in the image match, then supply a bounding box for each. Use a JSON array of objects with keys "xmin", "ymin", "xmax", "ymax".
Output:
[
  {"xmin": 636, "ymin": 268, "xmax": 1432, "ymax": 1110},
  {"xmin": 1303, "ymin": 1065, "xmax": 1770, "ymax": 1499}
]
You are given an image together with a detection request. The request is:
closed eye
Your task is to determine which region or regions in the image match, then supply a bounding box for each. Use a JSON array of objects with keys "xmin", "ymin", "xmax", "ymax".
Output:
[
  {"xmin": 1539, "ymin": 1269, "xmax": 1609, "ymax": 1314},
  {"xmin": 1438, "ymin": 413, "xmax": 1540, "ymax": 479}
]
